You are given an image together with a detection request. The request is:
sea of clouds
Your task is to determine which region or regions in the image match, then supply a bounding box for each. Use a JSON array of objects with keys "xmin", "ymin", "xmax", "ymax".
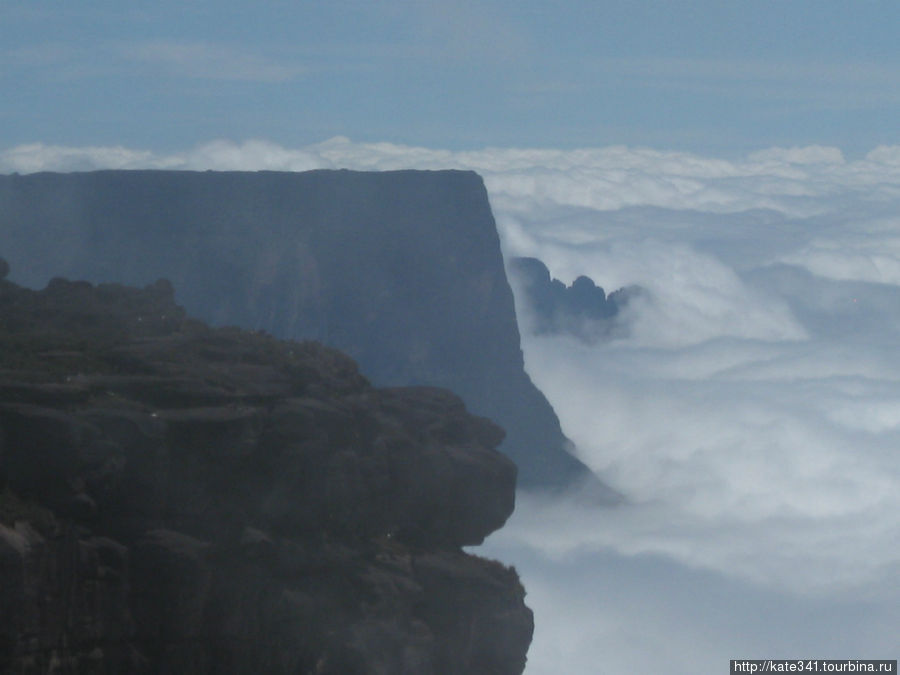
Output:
[{"xmin": 4, "ymin": 138, "xmax": 899, "ymax": 673}]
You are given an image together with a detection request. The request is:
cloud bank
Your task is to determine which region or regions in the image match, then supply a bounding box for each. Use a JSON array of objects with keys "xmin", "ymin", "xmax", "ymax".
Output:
[{"xmin": 3, "ymin": 138, "xmax": 899, "ymax": 673}]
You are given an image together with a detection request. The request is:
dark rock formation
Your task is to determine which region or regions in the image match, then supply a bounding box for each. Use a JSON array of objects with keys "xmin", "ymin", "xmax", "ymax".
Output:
[
  {"xmin": 0, "ymin": 273, "xmax": 532, "ymax": 674},
  {"xmin": 0, "ymin": 169, "xmax": 589, "ymax": 487},
  {"xmin": 509, "ymin": 257, "xmax": 643, "ymax": 343}
]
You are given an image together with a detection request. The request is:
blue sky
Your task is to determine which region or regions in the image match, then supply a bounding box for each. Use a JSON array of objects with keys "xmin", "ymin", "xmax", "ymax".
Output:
[{"xmin": 4, "ymin": 0, "xmax": 900, "ymax": 156}]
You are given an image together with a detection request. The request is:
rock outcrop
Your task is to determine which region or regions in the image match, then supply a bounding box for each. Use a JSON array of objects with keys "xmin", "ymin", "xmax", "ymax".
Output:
[
  {"xmin": 0, "ymin": 267, "xmax": 533, "ymax": 674},
  {"xmin": 0, "ymin": 169, "xmax": 589, "ymax": 487},
  {"xmin": 509, "ymin": 256, "xmax": 643, "ymax": 343}
]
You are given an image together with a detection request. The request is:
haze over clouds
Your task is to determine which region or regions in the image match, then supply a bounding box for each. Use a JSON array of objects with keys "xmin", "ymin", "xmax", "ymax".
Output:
[{"xmin": 3, "ymin": 138, "xmax": 899, "ymax": 672}]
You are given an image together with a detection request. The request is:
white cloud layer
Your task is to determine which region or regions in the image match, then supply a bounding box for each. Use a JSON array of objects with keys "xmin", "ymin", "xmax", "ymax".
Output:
[{"xmin": 3, "ymin": 138, "xmax": 900, "ymax": 673}]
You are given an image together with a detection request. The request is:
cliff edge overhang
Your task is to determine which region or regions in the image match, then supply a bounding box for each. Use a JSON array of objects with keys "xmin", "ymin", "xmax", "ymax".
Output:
[{"xmin": 0, "ymin": 267, "xmax": 533, "ymax": 674}]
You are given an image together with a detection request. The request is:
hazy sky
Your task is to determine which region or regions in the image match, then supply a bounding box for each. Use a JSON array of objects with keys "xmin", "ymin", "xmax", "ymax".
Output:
[
  {"xmin": 4, "ymin": 2, "xmax": 900, "ymax": 673},
  {"xmin": 5, "ymin": 0, "xmax": 900, "ymax": 156}
]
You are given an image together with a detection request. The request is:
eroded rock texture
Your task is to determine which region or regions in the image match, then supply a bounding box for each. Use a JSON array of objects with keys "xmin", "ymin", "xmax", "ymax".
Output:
[{"xmin": 0, "ymin": 270, "xmax": 532, "ymax": 674}]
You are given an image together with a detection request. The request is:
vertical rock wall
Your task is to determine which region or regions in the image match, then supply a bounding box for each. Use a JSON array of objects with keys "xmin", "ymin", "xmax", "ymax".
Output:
[{"xmin": 0, "ymin": 169, "xmax": 589, "ymax": 486}]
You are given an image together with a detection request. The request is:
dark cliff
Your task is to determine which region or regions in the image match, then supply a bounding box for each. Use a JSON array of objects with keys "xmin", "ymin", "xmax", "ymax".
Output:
[
  {"xmin": 0, "ymin": 268, "xmax": 533, "ymax": 674},
  {"xmin": 508, "ymin": 257, "xmax": 644, "ymax": 343},
  {"xmin": 0, "ymin": 169, "xmax": 588, "ymax": 487}
]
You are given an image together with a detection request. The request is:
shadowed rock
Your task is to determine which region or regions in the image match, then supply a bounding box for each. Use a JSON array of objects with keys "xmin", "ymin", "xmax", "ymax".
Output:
[
  {"xmin": 0, "ymin": 169, "xmax": 591, "ymax": 487},
  {"xmin": 509, "ymin": 256, "xmax": 644, "ymax": 342},
  {"xmin": 0, "ymin": 275, "xmax": 532, "ymax": 674}
]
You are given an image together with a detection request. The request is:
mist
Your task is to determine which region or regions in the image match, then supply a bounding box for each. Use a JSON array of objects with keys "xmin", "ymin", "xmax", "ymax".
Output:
[
  {"xmin": 4, "ymin": 138, "xmax": 899, "ymax": 673},
  {"xmin": 481, "ymin": 145, "xmax": 900, "ymax": 673}
]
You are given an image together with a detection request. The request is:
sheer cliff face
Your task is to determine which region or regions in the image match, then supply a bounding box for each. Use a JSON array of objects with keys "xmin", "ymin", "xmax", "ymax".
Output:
[
  {"xmin": 0, "ymin": 274, "xmax": 533, "ymax": 674},
  {"xmin": 0, "ymin": 169, "xmax": 587, "ymax": 486}
]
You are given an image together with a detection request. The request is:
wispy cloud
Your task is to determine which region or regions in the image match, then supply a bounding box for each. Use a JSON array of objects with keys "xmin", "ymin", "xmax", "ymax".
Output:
[
  {"xmin": 514, "ymin": 56, "xmax": 900, "ymax": 111},
  {"xmin": 0, "ymin": 42, "xmax": 118, "ymax": 80},
  {"xmin": 608, "ymin": 56, "xmax": 900, "ymax": 86},
  {"xmin": 407, "ymin": 0, "xmax": 530, "ymax": 65},
  {"xmin": 5, "ymin": 42, "xmax": 80, "ymax": 68},
  {"xmin": 1, "ymin": 40, "xmax": 308, "ymax": 84},
  {"xmin": 119, "ymin": 40, "xmax": 308, "ymax": 82},
  {"xmin": 610, "ymin": 57, "xmax": 900, "ymax": 107}
]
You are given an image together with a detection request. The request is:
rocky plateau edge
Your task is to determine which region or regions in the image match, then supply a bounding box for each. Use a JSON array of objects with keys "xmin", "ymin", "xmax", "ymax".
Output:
[{"xmin": 0, "ymin": 261, "xmax": 533, "ymax": 674}]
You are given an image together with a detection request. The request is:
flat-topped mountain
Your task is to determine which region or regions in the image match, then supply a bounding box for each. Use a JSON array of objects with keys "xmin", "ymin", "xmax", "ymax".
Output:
[{"xmin": 0, "ymin": 169, "xmax": 590, "ymax": 486}]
